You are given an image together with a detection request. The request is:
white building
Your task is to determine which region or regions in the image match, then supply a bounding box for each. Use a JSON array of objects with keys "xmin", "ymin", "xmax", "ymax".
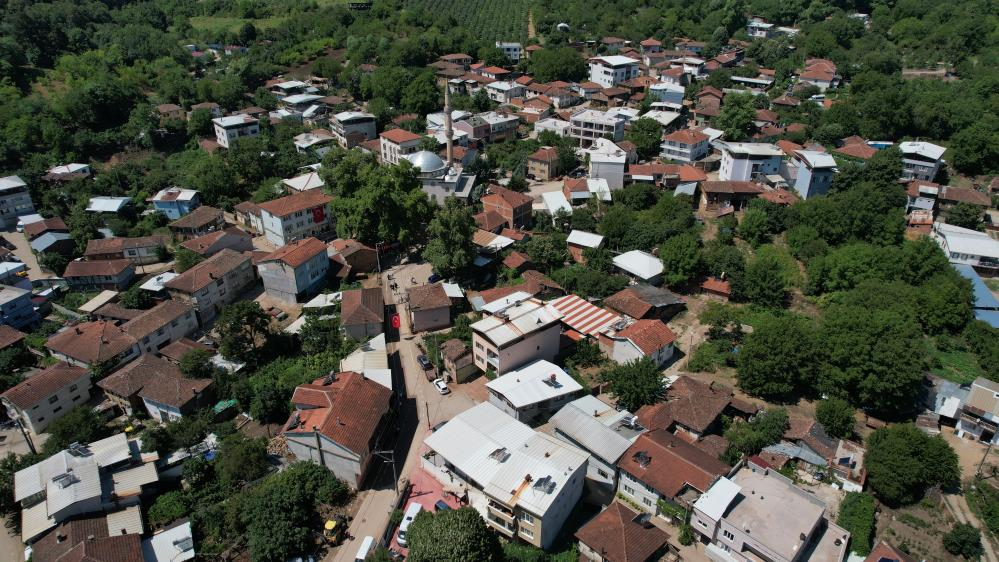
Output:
[
  {"xmin": 534, "ymin": 118, "xmax": 570, "ymax": 138},
  {"xmin": 471, "ymin": 298, "xmax": 563, "ymax": 375},
  {"xmin": 379, "ymin": 128, "xmax": 423, "ymax": 165},
  {"xmin": 648, "ymin": 82, "xmax": 686, "ymax": 107},
  {"xmin": 423, "ymin": 402, "xmax": 588, "ymax": 548},
  {"xmin": 783, "ymin": 150, "xmax": 837, "ymax": 199},
  {"xmin": 588, "ymin": 56, "xmax": 641, "ymax": 88},
  {"xmin": 282, "ymin": 171, "xmax": 325, "ymax": 192},
  {"xmin": 485, "ymin": 81, "xmax": 527, "ymax": 104},
  {"xmin": 212, "ymin": 115, "xmax": 260, "ymax": 149},
  {"xmin": 486, "ymin": 360, "xmax": 582, "ymax": 423},
  {"xmin": 613, "ymin": 250, "xmax": 664, "ymax": 285},
  {"xmin": 550, "ymin": 395, "xmax": 644, "ymax": 502},
  {"xmin": 258, "ymin": 189, "xmax": 334, "ymax": 246},
  {"xmin": 932, "ymin": 222, "xmax": 999, "ymax": 270},
  {"xmin": 581, "ymin": 137, "xmax": 628, "ymax": 189},
  {"xmin": 718, "ymin": 142, "xmax": 784, "ymax": 182},
  {"xmin": 569, "ymin": 109, "xmax": 626, "ymax": 148},
  {"xmin": 661, "ymin": 129, "xmax": 710, "ymax": 162},
  {"xmin": 899, "ymin": 141, "xmax": 945, "ymax": 181},
  {"xmin": 330, "ymin": 111, "xmax": 377, "ymax": 148},
  {"xmin": 598, "ymin": 319, "xmax": 677, "ymax": 366},
  {"xmin": 293, "ymin": 130, "xmax": 337, "ymax": 157},
  {"xmin": 496, "ymin": 41, "xmax": 523, "ymax": 62},
  {"xmin": 1, "ymin": 362, "xmax": 91, "ymax": 435}
]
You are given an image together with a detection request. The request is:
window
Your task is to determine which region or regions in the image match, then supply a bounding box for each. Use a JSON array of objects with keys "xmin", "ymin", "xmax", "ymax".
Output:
[
  {"xmin": 597, "ymin": 469, "xmax": 609, "ymax": 478},
  {"xmin": 623, "ymin": 484, "xmax": 635, "ymax": 496},
  {"xmin": 643, "ymin": 497, "xmax": 653, "ymax": 507},
  {"xmin": 72, "ymin": 395, "xmax": 80, "ymax": 402},
  {"xmin": 518, "ymin": 512, "xmax": 535, "ymax": 524},
  {"xmin": 53, "ymin": 407, "xmax": 62, "ymax": 414},
  {"xmin": 520, "ymin": 528, "xmax": 534, "ymax": 539},
  {"xmin": 48, "ymin": 396, "xmax": 58, "ymax": 404},
  {"xmin": 723, "ymin": 530, "xmax": 734, "ymax": 541},
  {"xmin": 37, "ymin": 417, "xmax": 45, "ymax": 423},
  {"xmin": 69, "ymin": 384, "xmax": 78, "ymax": 392}
]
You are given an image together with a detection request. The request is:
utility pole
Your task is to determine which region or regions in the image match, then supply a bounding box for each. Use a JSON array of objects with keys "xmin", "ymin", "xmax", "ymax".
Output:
[
  {"xmin": 16, "ymin": 419, "xmax": 36, "ymax": 455},
  {"xmin": 425, "ymin": 402, "xmax": 431, "ymax": 430},
  {"xmin": 372, "ymin": 449, "xmax": 397, "ymax": 492}
]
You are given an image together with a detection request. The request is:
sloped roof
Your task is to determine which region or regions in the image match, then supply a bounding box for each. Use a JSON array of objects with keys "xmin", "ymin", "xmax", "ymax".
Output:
[
  {"xmin": 481, "ymin": 186, "xmax": 533, "ymax": 208},
  {"xmin": 121, "ymin": 300, "xmax": 193, "ymax": 341},
  {"xmin": 616, "ymin": 320, "xmax": 677, "ymax": 354},
  {"xmin": 603, "ymin": 285, "xmax": 683, "ymax": 319},
  {"xmin": 64, "ymin": 259, "xmax": 132, "ymax": 278},
  {"xmin": 379, "ymin": 128, "xmax": 422, "ymax": 144},
  {"xmin": 574, "ymin": 502, "xmax": 670, "ymax": 562},
  {"xmin": 664, "ymin": 129, "xmax": 708, "ymax": 144},
  {"xmin": 84, "ymin": 236, "xmax": 165, "ymax": 256},
  {"xmin": 548, "ymin": 294, "xmax": 621, "ymax": 337},
  {"xmin": 45, "ymin": 322, "xmax": 137, "ymax": 365},
  {"xmin": 618, "ymin": 429, "xmax": 729, "ymax": 499},
  {"xmin": 637, "ymin": 376, "xmax": 756, "ymax": 433},
  {"xmin": 179, "ymin": 226, "xmax": 251, "ymax": 255},
  {"xmin": 1, "ymin": 362, "xmax": 87, "ymax": 409},
  {"xmin": 284, "ymin": 372, "xmax": 392, "ymax": 456},
  {"xmin": 340, "ymin": 288, "xmax": 384, "ymax": 326},
  {"xmin": 164, "ymin": 249, "xmax": 249, "ymax": 293},
  {"xmin": 408, "ymin": 283, "xmax": 451, "ymax": 311},
  {"xmin": 168, "ymin": 206, "xmax": 223, "ymax": 230},
  {"xmin": 0, "ymin": 324, "xmax": 26, "ymax": 349},
  {"xmin": 261, "ymin": 237, "xmax": 327, "ymax": 268},
  {"xmin": 700, "ymin": 181, "xmax": 766, "ymax": 194},
  {"xmin": 23, "ymin": 217, "xmax": 68, "ymax": 240},
  {"xmin": 257, "ymin": 189, "xmax": 331, "ymax": 218},
  {"xmin": 474, "ymin": 211, "xmax": 507, "ymax": 231}
]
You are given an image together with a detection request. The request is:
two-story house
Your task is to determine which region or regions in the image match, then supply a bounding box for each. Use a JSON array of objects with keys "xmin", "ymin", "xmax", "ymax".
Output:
[
  {"xmin": 0, "ymin": 285, "xmax": 40, "ymax": 330},
  {"xmin": 486, "ymin": 360, "xmax": 582, "ymax": 423},
  {"xmin": 899, "ymin": 141, "xmax": 946, "ymax": 182},
  {"xmin": 98, "ymin": 354, "xmax": 212, "ymax": 422},
  {"xmin": 783, "ymin": 150, "xmax": 837, "ymax": 199},
  {"xmin": 151, "ymin": 187, "xmax": 200, "ymax": 220},
  {"xmin": 379, "ymin": 128, "xmax": 423, "ymax": 165},
  {"xmin": 0, "ymin": 175, "xmax": 35, "ymax": 229},
  {"xmin": 597, "ymin": 319, "xmax": 678, "ymax": 367},
  {"xmin": 168, "ymin": 205, "xmax": 225, "ymax": 240},
  {"xmin": 212, "ymin": 115, "xmax": 260, "ymax": 149},
  {"xmin": 83, "ymin": 235, "xmax": 166, "ymax": 265},
  {"xmin": 121, "ymin": 299, "xmax": 199, "ymax": 355},
  {"xmin": 340, "ymin": 287, "xmax": 385, "ymax": 341},
  {"xmin": 481, "ymin": 186, "xmax": 534, "ymax": 230},
  {"xmin": 1, "ymin": 362, "xmax": 90, "ymax": 434},
  {"xmin": 45, "ymin": 321, "xmax": 140, "ymax": 370},
  {"xmin": 258, "ymin": 189, "xmax": 334, "ymax": 246},
  {"xmin": 258, "ymin": 237, "xmax": 329, "ymax": 303},
  {"xmin": 62, "ymin": 259, "xmax": 135, "ymax": 291},
  {"xmin": 661, "ymin": 129, "xmax": 710, "ymax": 162},
  {"xmin": 495, "ymin": 41, "xmax": 523, "ymax": 62},
  {"xmin": 180, "ymin": 226, "xmax": 254, "ymax": 257},
  {"xmin": 470, "ymin": 297, "xmax": 563, "ymax": 375},
  {"xmin": 330, "ymin": 111, "xmax": 377, "ymax": 148},
  {"xmin": 164, "ymin": 249, "xmax": 256, "ymax": 324},
  {"xmin": 718, "ymin": 142, "xmax": 783, "ymax": 182}
]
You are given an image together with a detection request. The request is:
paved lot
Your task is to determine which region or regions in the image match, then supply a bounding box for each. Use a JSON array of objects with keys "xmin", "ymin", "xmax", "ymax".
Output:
[{"xmin": 1, "ymin": 230, "xmax": 50, "ymax": 281}]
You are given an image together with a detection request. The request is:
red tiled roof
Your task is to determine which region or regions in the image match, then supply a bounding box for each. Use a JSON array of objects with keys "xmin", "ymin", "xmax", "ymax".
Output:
[
  {"xmin": 696, "ymin": 86, "xmax": 724, "ymax": 99},
  {"xmin": 528, "ymin": 147, "xmax": 559, "ymax": 163},
  {"xmin": 234, "ymin": 201, "xmax": 262, "ymax": 216},
  {"xmin": 678, "ymin": 165, "xmax": 707, "ymax": 182},
  {"xmin": 481, "ymin": 66, "xmax": 509, "ymax": 75},
  {"xmin": 664, "ymin": 129, "xmax": 708, "ymax": 145},
  {"xmin": 159, "ymin": 337, "xmax": 213, "ymax": 363},
  {"xmin": 549, "ymin": 294, "xmax": 621, "ymax": 337},
  {"xmin": 22, "ymin": 217, "xmax": 68, "ymax": 240},
  {"xmin": 284, "ymin": 371, "xmax": 392, "ymax": 457},
  {"xmin": 50, "ymin": 533, "xmax": 144, "ymax": 562},
  {"xmin": 515, "ymin": 75, "xmax": 534, "ymax": 86},
  {"xmin": 618, "ymin": 430, "xmax": 729, "ymax": 499},
  {"xmin": 701, "ymin": 277, "xmax": 731, "ymax": 295},
  {"xmin": 575, "ymin": 502, "xmax": 670, "ymax": 562},
  {"xmin": 121, "ymin": 299, "xmax": 193, "ymax": 341},
  {"xmin": 378, "ymin": 127, "xmax": 422, "ymax": 144},
  {"xmin": 63, "ymin": 259, "xmax": 132, "ymax": 278},
  {"xmin": 1, "ymin": 362, "xmax": 87, "ymax": 409},
  {"xmin": 180, "ymin": 226, "xmax": 251, "ymax": 255},
  {"xmin": 84, "ymin": 235, "xmax": 166, "ymax": 256},
  {"xmin": 563, "ymin": 178, "xmax": 588, "ymax": 192},
  {"xmin": 164, "ymin": 249, "xmax": 249, "ymax": 293},
  {"xmin": 833, "ymin": 142, "xmax": 877, "ymax": 160},
  {"xmin": 637, "ymin": 376, "xmax": 754, "ymax": 433},
  {"xmin": 340, "ymin": 287, "xmax": 384, "ymax": 326},
  {"xmin": 257, "ymin": 189, "xmax": 331, "ymax": 218},
  {"xmin": 941, "ymin": 186, "xmax": 992, "ymax": 207},
  {"xmin": 864, "ymin": 541, "xmax": 918, "ymax": 562},
  {"xmin": 503, "ymin": 251, "xmax": 531, "ymax": 270},
  {"xmin": 262, "ymin": 237, "xmax": 327, "ymax": 268},
  {"xmin": 407, "ymin": 283, "xmax": 451, "ymax": 311},
  {"xmin": 474, "ymin": 211, "xmax": 507, "ymax": 232},
  {"xmin": 759, "ymin": 188, "xmax": 799, "ymax": 206},
  {"xmin": 755, "ymin": 109, "xmax": 779, "ymax": 123},
  {"xmin": 481, "ymin": 186, "xmax": 533, "ymax": 208},
  {"xmin": 616, "ymin": 320, "xmax": 677, "ymax": 355},
  {"xmin": 777, "ymin": 139, "xmax": 804, "ymax": 157},
  {"xmin": 0, "ymin": 325, "xmax": 26, "ymax": 349},
  {"xmin": 640, "ymin": 38, "xmax": 662, "ymax": 47},
  {"xmin": 500, "ymin": 228, "xmax": 528, "ymax": 241},
  {"xmin": 45, "ymin": 321, "xmax": 137, "ymax": 365}
]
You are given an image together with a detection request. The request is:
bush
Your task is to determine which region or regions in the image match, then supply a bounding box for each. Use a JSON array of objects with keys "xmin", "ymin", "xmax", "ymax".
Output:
[
  {"xmin": 837, "ymin": 492, "xmax": 876, "ymax": 555},
  {"xmin": 148, "ymin": 490, "xmax": 189, "ymax": 527},
  {"xmin": 687, "ymin": 341, "xmax": 730, "ymax": 372},
  {"xmin": 943, "ymin": 523, "xmax": 984, "ymax": 559}
]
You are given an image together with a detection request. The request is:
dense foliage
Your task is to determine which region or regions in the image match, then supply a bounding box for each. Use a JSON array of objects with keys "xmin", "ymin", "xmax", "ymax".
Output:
[
  {"xmin": 864, "ymin": 424, "xmax": 959, "ymax": 506},
  {"xmin": 406, "ymin": 507, "xmax": 503, "ymax": 562},
  {"xmin": 837, "ymin": 492, "xmax": 876, "ymax": 556}
]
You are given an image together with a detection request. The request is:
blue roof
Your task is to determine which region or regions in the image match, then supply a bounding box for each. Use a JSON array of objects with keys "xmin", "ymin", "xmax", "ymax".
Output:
[
  {"xmin": 952, "ymin": 264, "xmax": 999, "ymax": 310},
  {"xmin": 975, "ymin": 310, "xmax": 999, "ymax": 329}
]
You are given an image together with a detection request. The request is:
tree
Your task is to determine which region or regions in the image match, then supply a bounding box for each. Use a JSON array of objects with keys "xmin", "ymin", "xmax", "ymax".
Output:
[
  {"xmin": 406, "ymin": 507, "xmax": 502, "ymax": 562},
  {"xmin": 947, "ymin": 202, "xmax": 984, "ymax": 231},
  {"xmin": 402, "ymin": 72, "xmax": 440, "ymax": 115},
  {"xmin": 43, "ymin": 406, "xmax": 110, "ymax": 454},
  {"xmin": 174, "ymin": 247, "xmax": 204, "ymax": 273},
  {"xmin": 736, "ymin": 316, "xmax": 815, "ymax": 402},
  {"xmin": 179, "ymin": 349, "xmax": 217, "ymax": 379},
  {"xmin": 837, "ymin": 492, "xmax": 876, "ymax": 556},
  {"xmin": 865, "ymin": 424, "xmax": 959, "ymax": 506},
  {"xmin": 217, "ymin": 301, "xmax": 271, "ymax": 363},
  {"xmin": 217, "ymin": 435, "xmax": 270, "ymax": 490},
  {"xmin": 0, "ymin": 452, "xmax": 41, "ymax": 531},
  {"xmin": 187, "ymin": 108, "xmax": 213, "ymax": 137},
  {"xmin": 725, "ymin": 408, "xmax": 788, "ymax": 457},
  {"xmin": 738, "ymin": 208, "xmax": 771, "ymax": 247},
  {"xmin": 658, "ymin": 233, "xmax": 701, "ymax": 288},
  {"xmin": 298, "ymin": 313, "xmax": 346, "ymax": 357},
  {"xmin": 625, "ymin": 118, "xmax": 664, "ymax": 160},
  {"xmin": 815, "ymin": 398, "xmax": 856, "ymax": 439},
  {"xmin": 525, "ymin": 233, "xmax": 568, "ymax": 272},
  {"xmin": 39, "ymin": 252, "xmax": 69, "ymax": 275},
  {"xmin": 944, "ymin": 523, "xmax": 985, "ymax": 559},
  {"xmin": 148, "ymin": 490, "xmax": 189, "ymax": 527},
  {"xmin": 715, "ymin": 92, "xmax": 756, "ymax": 140},
  {"xmin": 737, "ymin": 252, "xmax": 787, "ymax": 308},
  {"xmin": 600, "ymin": 357, "xmax": 665, "ymax": 411},
  {"xmin": 0, "ymin": 343, "xmax": 32, "ymax": 390},
  {"xmin": 251, "ymin": 385, "xmax": 290, "ymax": 423},
  {"xmin": 118, "ymin": 284, "xmax": 153, "ymax": 309},
  {"xmin": 423, "ymin": 198, "xmax": 477, "ymax": 279},
  {"xmin": 528, "ymin": 47, "xmax": 587, "ymax": 82}
]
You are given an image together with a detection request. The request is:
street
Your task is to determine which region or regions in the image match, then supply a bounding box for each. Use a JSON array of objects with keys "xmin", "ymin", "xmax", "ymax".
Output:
[
  {"xmin": 0, "ymin": 426, "xmax": 38, "ymax": 562},
  {"xmin": 329, "ymin": 261, "xmax": 476, "ymax": 562}
]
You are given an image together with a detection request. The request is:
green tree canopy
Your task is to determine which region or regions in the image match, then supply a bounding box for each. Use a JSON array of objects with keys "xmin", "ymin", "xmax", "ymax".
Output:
[
  {"xmin": 423, "ymin": 198, "xmax": 477, "ymax": 279},
  {"xmin": 528, "ymin": 46, "xmax": 587, "ymax": 82},
  {"xmin": 658, "ymin": 233, "xmax": 702, "ymax": 288},
  {"xmin": 600, "ymin": 357, "xmax": 665, "ymax": 411},
  {"xmin": 864, "ymin": 424, "xmax": 959, "ymax": 506},
  {"xmin": 815, "ymin": 398, "xmax": 856, "ymax": 439},
  {"xmin": 736, "ymin": 315, "xmax": 816, "ymax": 402},
  {"xmin": 217, "ymin": 301, "xmax": 272, "ymax": 363},
  {"xmin": 625, "ymin": 118, "xmax": 664, "ymax": 161},
  {"xmin": 406, "ymin": 507, "xmax": 502, "ymax": 562}
]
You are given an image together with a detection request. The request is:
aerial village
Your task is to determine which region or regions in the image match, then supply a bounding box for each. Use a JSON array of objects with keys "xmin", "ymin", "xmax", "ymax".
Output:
[{"xmin": 1, "ymin": 2, "xmax": 999, "ymax": 562}]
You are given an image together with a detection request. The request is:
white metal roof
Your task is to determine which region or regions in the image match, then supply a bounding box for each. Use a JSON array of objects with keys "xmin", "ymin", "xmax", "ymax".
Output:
[
  {"xmin": 486, "ymin": 360, "xmax": 582, "ymax": 408},
  {"xmin": 142, "ymin": 520, "xmax": 195, "ymax": 562},
  {"xmin": 274, "ymin": 80, "xmax": 308, "ymax": 90},
  {"xmin": 591, "ymin": 55, "xmax": 640, "ymax": 67},
  {"xmin": 17, "ymin": 213, "xmax": 44, "ymax": 225},
  {"xmin": 106, "ymin": 505, "xmax": 144, "ymax": 535},
  {"xmin": 14, "ymin": 433, "xmax": 133, "ymax": 502},
  {"xmin": 796, "ymin": 150, "xmax": 837, "ymax": 169},
  {"xmin": 442, "ymin": 283, "xmax": 464, "ymax": 298},
  {"xmin": 340, "ymin": 333, "xmax": 392, "ymax": 391},
  {"xmin": 694, "ymin": 477, "xmax": 742, "ymax": 521},
  {"xmin": 47, "ymin": 163, "xmax": 89, "ymax": 175},
  {"xmin": 303, "ymin": 292, "xmax": 342, "ymax": 308},
  {"xmin": 0, "ymin": 175, "xmax": 26, "ymax": 191},
  {"xmin": 480, "ymin": 290, "xmax": 533, "ymax": 313},
  {"xmin": 86, "ymin": 196, "xmax": 132, "ymax": 212},
  {"xmin": 423, "ymin": 403, "xmax": 587, "ymax": 516},
  {"xmin": 550, "ymin": 396, "xmax": 640, "ymax": 463},
  {"xmin": 542, "ymin": 191, "xmax": 573, "ymax": 216},
  {"xmin": 334, "ymin": 111, "xmax": 375, "ymax": 123},
  {"xmin": 613, "ymin": 250, "xmax": 664, "ymax": 280},
  {"xmin": 899, "ymin": 141, "xmax": 946, "ymax": 161},
  {"xmin": 139, "ymin": 272, "xmax": 180, "ymax": 292},
  {"xmin": 282, "ymin": 172, "xmax": 325, "ymax": 191},
  {"xmin": 934, "ymin": 222, "xmax": 999, "ymax": 259},
  {"xmin": 152, "ymin": 187, "xmax": 198, "ymax": 202},
  {"xmin": 212, "ymin": 115, "xmax": 257, "ymax": 128},
  {"xmin": 640, "ymin": 109, "xmax": 683, "ymax": 127},
  {"xmin": 587, "ymin": 178, "xmax": 612, "ymax": 201},
  {"xmin": 566, "ymin": 230, "xmax": 604, "ymax": 248},
  {"xmin": 282, "ymin": 93, "xmax": 323, "ymax": 105},
  {"xmin": 719, "ymin": 142, "xmax": 783, "ymax": 157},
  {"xmin": 471, "ymin": 298, "xmax": 563, "ymax": 347}
]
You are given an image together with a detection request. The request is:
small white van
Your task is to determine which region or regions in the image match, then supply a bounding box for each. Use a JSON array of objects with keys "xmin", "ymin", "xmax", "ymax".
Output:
[{"xmin": 396, "ymin": 502, "xmax": 423, "ymax": 547}]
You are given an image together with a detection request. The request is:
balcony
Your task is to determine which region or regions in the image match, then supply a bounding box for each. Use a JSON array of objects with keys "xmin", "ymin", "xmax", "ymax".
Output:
[
  {"xmin": 485, "ymin": 354, "xmax": 499, "ymax": 369},
  {"xmin": 488, "ymin": 500, "xmax": 515, "ymax": 521},
  {"xmin": 487, "ymin": 515, "xmax": 517, "ymax": 535}
]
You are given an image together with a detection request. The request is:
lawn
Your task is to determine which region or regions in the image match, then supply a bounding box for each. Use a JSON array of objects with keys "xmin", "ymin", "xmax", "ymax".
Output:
[
  {"xmin": 929, "ymin": 343, "xmax": 984, "ymax": 384},
  {"xmin": 189, "ymin": 16, "xmax": 285, "ymax": 35}
]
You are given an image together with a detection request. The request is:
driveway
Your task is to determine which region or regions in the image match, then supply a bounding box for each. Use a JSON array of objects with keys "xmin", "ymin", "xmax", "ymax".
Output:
[{"xmin": 1, "ymin": 230, "xmax": 51, "ymax": 281}]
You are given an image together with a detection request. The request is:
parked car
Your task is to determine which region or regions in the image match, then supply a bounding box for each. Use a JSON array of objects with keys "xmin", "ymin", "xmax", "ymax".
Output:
[
  {"xmin": 433, "ymin": 378, "xmax": 450, "ymax": 395},
  {"xmin": 434, "ymin": 500, "xmax": 452, "ymax": 511},
  {"xmin": 417, "ymin": 355, "xmax": 433, "ymax": 370},
  {"xmin": 428, "ymin": 273, "xmax": 442, "ymax": 283}
]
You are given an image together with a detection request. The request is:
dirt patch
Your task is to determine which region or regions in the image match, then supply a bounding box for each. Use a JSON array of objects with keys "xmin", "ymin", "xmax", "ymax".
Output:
[{"xmin": 876, "ymin": 493, "xmax": 956, "ymax": 562}]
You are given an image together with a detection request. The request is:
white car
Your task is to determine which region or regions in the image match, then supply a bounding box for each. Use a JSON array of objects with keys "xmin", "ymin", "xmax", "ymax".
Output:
[{"xmin": 433, "ymin": 378, "xmax": 450, "ymax": 395}]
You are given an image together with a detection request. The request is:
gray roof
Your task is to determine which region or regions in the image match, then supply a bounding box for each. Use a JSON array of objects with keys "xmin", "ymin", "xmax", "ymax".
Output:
[
  {"xmin": 550, "ymin": 395, "xmax": 643, "ymax": 464},
  {"xmin": 625, "ymin": 284, "xmax": 685, "ymax": 307},
  {"xmin": 764, "ymin": 442, "xmax": 827, "ymax": 467},
  {"xmin": 30, "ymin": 231, "xmax": 72, "ymax": 252}
]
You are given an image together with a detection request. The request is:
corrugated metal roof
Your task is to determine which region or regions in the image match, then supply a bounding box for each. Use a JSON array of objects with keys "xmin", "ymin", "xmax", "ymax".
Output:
[
  {"xmin": 548, "ymin": 294, "xmax": 621, "ymax": 336},
  {"xmin": 107, "ymin": 505, "xmax": 144, "ymax": 536},
  {"xmin": 550, "ymin": 398, "xmax": 639, "ymax": 464},
  {"xmin": 111, "ymin": 463, "xmax": 159, "ymax": 498},
  {"xmin": 485, "ymin": 360, "xmax": 582, "ymax": 408}
]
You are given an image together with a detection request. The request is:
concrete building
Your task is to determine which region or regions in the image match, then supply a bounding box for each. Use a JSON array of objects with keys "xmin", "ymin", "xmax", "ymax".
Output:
[
  {"xmin": 583, "ymin": 137, "xmax": 628, "ymax": 189},
  {"xmin": 783, "ymin": 150, "xmax": 837, "ymax": 199},
  {"xmin": 180, "ymin": 226, "xmax": 254, "ymax": 257},
  {"xmin": 569, "ymin": 109, "xmax": 626, "ymax": 148},
  {"xmin": 330, "ymin": 111, "xmax": 377, "ymax": 148},
  {"xmin": 0, "ymin": 175, "xmax": 35, "ymax": 229},
  {"xmin": 932, "ymin": 222, "xmax": 999, "ymax": 270},
  {"xmin": 151, "ymin": 187, "xmax": 200, "ymax": 220},
  {"xmin": 588, "ymin": 56, "xmax": 641, "ymax": 88},
  {"xmin": 0, "ymin": 285, "xmax": 39, "ymax": 330},
  {"xmin": 258, "ymin": 189, "xmax": 334, "ymax": 246},
  {"xmin": 575, "ymin": 502, "xmax": 673, "ymax": 562},
  {"xmin": 45, "ymin": 320, "xmax": 140, "ymax": 370},
  {"xmin": 164, "ymin": 249, "xmax": 256, "ymax": 324},
  {"xmin": 168, "ymin": 206, "xmax": 225, "ymax": 240},
  {"xmin": 423, "ymin": 402, "xmax": 588, "ymax": 548},
  {"xmin": 455, "ymin": 112, "xmax": 520, "ymax": 144},
  {"xmin": 691, "ymin": 462, "xmax": 851, "ymax": 562},
  {"xmin": 121, "ymin": 299, "xmax": 198, "ymax": 355},
  {"xmin": 957, "ymin": 377, "xmax": 999, "ymax": 444},
  {"xmin": 496, "ymin": 41, "xmax": 523, "ymax": 62},
  {"xmin": 84, "ymin": 235, "xmax": 166, "ymax": 265},
  {"xmin": 293, "ymin": 129, "xmax": 337, "ymax": 157},
  {"xmin": 481, "ymin": 186, "xmax": 534, "ymax": 230},
  {"xmin": 63, "ymin": 259, "xmax": 135, "ymax": 291},
  {"xmin": 340, "ymin": 287, "xmax": 384, "ymax": 341},
  {"xmin": 661, "ymin": 129, "xmax": 710, "ymax": 162},
  {"xmin": 527, "ymin": 147, "xmax": 561, "ymax": 181},
  {"xmin": 486, "ymin": 360, "xmax": 582, "ymax": 423},
  {"xmin": 1, "ymin": 362, "xmax": 90, "ymax": 434},
  {"xmin": 212, "ymin": 115, "xmax": 260, "ymax": 149},
  {"xmin": 470, "ymin": 297, "xmax": 563, "ymax": 375},
  {"xmin": 404, "ymin": 151, "xmax": 477, "ymax": 206},
  {"xmin": 257, "ymin": 237, "xmax": 329, "ymax": 303},
  {"xmin": 380, "ymin": 128, "xmax": 423, "ymax": 165},
  {"xmin": 407, "ymin": 283, "xmax": 451, "ymax": 333},
  {"xmin": 598, "ymin": 319, "xmax": 677, "ymax": 366},
  {"xmin": 700, "ymin": 181, "xmax": 766, "ymax": 212},
  {"xmin": 899, "ymin": 141, "xmax": 945, "ymax": 182},
  {"xmin": 283, "ymin": 371, "xmax": 393, "ymax": 489},
  {"xmin": 97, "ymin": 354, "xmax": 212, "ymax": 421},
  {"xmin": 718, "ymin": 142, "xmax": 783, "ymax": 182}
]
